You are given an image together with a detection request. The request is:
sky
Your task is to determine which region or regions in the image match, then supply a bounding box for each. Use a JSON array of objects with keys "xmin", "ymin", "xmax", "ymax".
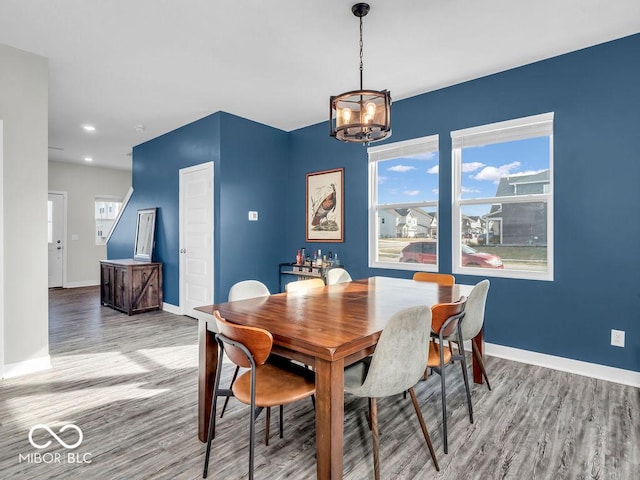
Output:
[{"xmin": 376, "ymin": 136, "xmax": 550, "ymax": 217}]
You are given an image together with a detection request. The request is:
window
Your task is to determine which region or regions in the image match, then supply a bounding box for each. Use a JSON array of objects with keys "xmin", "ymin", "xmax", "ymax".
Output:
[
  {"xmin": 368, "ymin": 135, "xmax": 439, "ymax": 271},
  {"xmin": 451, "ymin": 113, "xmax": 553, "ymax": 280},
  {"xmin": 95, "ymin": 197, "xmax": 123, "ymax": 245}
]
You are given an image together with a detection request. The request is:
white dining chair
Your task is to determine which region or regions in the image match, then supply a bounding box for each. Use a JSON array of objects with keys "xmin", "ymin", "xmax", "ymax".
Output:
[{"xmin": 325, "ymin": 268, "xmax": 352, "ymax": 285}]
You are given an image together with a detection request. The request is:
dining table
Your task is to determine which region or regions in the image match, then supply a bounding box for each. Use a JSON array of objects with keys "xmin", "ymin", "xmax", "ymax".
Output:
[{"xmin": 195, "ymin": 276, "xmax": 483, "ymax": 479}]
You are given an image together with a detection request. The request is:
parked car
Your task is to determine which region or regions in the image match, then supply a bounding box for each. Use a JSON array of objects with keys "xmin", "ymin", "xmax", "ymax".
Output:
[{"xmin": 399, "ymin": 242, "xmax": 504, "ymax": 269}]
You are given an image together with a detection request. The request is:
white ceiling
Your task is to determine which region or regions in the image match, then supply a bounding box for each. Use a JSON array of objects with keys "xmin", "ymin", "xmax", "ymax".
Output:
[{"xmin": 1, "ymin": 1, "xmax": 639, "ymax": 171}]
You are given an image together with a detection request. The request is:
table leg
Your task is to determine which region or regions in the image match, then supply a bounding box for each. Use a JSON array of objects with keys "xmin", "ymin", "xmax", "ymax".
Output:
[
  {"xmin": 472, "ymin": 328, "xmax": 484, "ymax": 385},
  {"xmin": 198, "ymin": 318, "xmax": 218, "ymax": 442},
  {"xmin": 314, "ymin": 357, "xmax": 344, "ymax": 479}
]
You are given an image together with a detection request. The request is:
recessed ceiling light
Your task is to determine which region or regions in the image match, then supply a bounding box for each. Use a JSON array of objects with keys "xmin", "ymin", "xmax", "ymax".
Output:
[
  {"xmin": 84, "ymin": 157, "xmax": 93, "ymax": 162},
  {"xmin": 82, "ymin": 125, "xmax": 96, "ymax": 132}
]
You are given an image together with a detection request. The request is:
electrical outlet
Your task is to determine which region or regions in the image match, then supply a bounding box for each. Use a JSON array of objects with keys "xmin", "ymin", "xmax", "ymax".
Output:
[
  {"xmin": 248, "ymin": 211, "xmax": 258, "ymax": 221},
  {"xmin": 611, "ymin": 329, "xmax": 625, "ymax": 347}
]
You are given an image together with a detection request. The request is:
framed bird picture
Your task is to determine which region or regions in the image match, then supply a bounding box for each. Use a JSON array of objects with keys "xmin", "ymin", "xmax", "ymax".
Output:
[{"xmin": 306, "ymin": 168, "xmax": 344, "ymax": 242}]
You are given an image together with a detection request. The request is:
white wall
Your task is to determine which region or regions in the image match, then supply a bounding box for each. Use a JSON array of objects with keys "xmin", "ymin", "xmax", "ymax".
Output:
[
  {"xmin": 0, "ymin": 44, "xmax": 49, "ymax": 376},
  {"xmin": 49, "ymin": 161, "xmax": 131, "ymax": 286}
]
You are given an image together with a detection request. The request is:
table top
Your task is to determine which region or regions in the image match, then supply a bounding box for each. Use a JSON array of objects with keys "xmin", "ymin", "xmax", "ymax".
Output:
[{"xmin": 195, "ymin": 276, "xmax": 472, "ymax": 363}]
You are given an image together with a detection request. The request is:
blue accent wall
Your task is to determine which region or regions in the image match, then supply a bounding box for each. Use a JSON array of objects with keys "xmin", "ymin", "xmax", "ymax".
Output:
[
  {"xmin": 108, "ymin": 112, "xmax": 288, "ymax": 303},
  {"xmin": 110, "ymin": 34, "xmax": 639, "ymax": 373},
  {"xmin": 286, "ymin": 34, "xmax": 640, "ymax": 373}
]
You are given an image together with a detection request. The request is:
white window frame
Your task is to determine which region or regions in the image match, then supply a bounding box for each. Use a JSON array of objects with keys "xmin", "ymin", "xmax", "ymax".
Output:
[
  {"xmin": 368, "ymin": 135, "xmax": 439, "ymax": 271},
  {"xmin": 451, "ymin": 112, "xmax": 554, "ymax": 281}
]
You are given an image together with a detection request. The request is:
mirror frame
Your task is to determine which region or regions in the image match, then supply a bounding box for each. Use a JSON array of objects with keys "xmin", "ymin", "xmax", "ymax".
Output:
[{"xmin": 133, "ymin": 207, "xmax": 157, "ymax": 262}]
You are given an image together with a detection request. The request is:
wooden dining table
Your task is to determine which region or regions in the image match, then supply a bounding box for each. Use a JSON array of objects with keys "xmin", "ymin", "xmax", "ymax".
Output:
[{"xmin": 195, "ymin": 276, "xmax": 483, "ymax": 479}]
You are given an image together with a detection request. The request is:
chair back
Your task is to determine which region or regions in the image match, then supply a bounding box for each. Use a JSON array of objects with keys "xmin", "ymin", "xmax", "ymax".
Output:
[
  {"xmin": 228, "ymin": 280, "xmax": 270, "ymax": 302},
  {"xmin": 431, "ymin": 297, "xmax": 467, "ymax": 338},
  {"xmin": 285, "ymin": 278, "xmax": 324, "ymax": 293},
  {"xmin": 353, "ymin": 306, "xmax": 432, "ymax": 398},
  {"xmin": 458, "ymin": 279, "xmax": 490, "ymax": 341},
  {"xmin": 413, "ymin": 272, "xmax": 455, "ymax": 286},
  {"xmin": 213, "ymin": 310, "xmax": 272, "ymax": 368},
  {"xmin": 325, "ymin": 268, "xmax": 352, "ymax": 285}
]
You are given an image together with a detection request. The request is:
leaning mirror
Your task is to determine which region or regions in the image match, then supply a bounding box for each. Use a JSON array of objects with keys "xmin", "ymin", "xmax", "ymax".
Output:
[{"xmin": 134, "ymin": 207, "xmax": 157, "ymax": 262}]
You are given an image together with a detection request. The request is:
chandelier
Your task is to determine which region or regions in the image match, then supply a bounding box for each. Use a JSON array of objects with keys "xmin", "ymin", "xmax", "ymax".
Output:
[{"xmin": 330, "ymin": 3, "xmax": 391, "ymax": 144}]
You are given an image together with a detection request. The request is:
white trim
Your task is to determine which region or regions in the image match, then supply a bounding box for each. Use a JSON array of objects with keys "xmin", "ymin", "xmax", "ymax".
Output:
[
  {"xmin": 451, "ymin": 112, "xmax": 554, "ymax": 148},
  {"xmin": 64, "ymin": 280, "xmax": 100, "ymax": 288},
  {"xmin": 105, "ymin": 186, "xmax": 133, "ymax": 243},
  {"xmin": 485, "ymin": 343, "xmax": 640, "ymax": 389},
  {"xmin": 3, "ymin": 355, "xmax": 51, "ymax": 379},
  {"xmin": 162, "ymin": 302, "xmax": 182, "ymax": 315}
]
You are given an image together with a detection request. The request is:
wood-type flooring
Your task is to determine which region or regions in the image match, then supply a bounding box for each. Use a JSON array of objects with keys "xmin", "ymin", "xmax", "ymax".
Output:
[{"xmin": 0, "ymin": 286, "xmax": 637, "ymax": 479}]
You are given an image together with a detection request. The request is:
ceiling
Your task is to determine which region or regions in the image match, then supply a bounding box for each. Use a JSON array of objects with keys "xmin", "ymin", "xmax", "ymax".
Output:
[{"xmin": 1, "ymin": 1, "xmax": 639, "ymax": 171}]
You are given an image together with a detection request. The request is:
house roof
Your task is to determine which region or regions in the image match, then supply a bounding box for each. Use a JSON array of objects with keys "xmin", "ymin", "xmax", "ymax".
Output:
[{"xmin": 494, "ymin": 170, "xmax": 550, "ymax": 197}]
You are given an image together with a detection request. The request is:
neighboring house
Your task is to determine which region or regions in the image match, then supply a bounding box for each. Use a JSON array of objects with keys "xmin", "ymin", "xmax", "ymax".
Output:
[
  {"xmin": 486, "ymin": 170, "xmax": 549, "ymax": 245},
  {"xmin": 378, "ymin": 208, "xmax": 436, "ymax": 238}
]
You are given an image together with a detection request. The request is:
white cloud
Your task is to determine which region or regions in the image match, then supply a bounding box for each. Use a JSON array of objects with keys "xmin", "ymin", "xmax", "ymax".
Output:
[
  {"xmin": 427, "ymin": 165, "xmax": 439, "ymax": 174},
  {"xmin": 378, "ymin": 175, "xmax": 388, "ymax": 184},
  {"xmin": 462, "ymin": 161, "xmax": 485, "ymax": 173},
  {"xmin": 472, "ymin": 161, "xmax": 521, "ymax": 183},
  {"xmin": 388, "ymin": 165, "xmax": 416, "ymax": 172},
  {"xmin": 432, "ymin": 188, "xmax": 439, "ymax": 195},
  {"xmin": 406, "ymin": 151, "xmax": 436, "ymax": 161},
  {"xmin": 508, "ymin": 169, "xmax": 548, "ymax": 177},
  {"xmin": 461, "ymin": 186, "xmax": 482, "ymax": 194},
  {"xmin": 403, "ymin": 190, "xmax": 421, "ymax": 196}
]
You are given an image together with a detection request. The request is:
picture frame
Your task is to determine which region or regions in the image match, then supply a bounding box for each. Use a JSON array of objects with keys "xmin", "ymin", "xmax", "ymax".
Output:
[
  {"xmin": 306, "ymin": 168, "xmax": 344, "ymax": 242},
  {"xmin": 133, "ymin": 207, "xmax": 157, "ymax": 262}
]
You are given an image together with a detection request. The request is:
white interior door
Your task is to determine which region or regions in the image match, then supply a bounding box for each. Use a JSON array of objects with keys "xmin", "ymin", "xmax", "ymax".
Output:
[
  {"xmin": 179, "ymin": 162, "xmax": 213, "ymax": 316},
  {"xmin": 47, "ymin": 192, "xmax": 66, "ymax": 288}
]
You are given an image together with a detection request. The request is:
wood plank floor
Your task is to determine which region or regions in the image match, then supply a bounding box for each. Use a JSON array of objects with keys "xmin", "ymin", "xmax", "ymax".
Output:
[{"xmin": 0, "ymin": 286, "xmax": 638, "ymax": 479}]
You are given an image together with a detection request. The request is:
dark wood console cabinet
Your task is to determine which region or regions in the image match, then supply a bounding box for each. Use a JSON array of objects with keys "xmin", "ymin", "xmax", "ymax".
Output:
[{"xmin": 100, "ymin": 259, "xmax": 163, "ymax": 315}]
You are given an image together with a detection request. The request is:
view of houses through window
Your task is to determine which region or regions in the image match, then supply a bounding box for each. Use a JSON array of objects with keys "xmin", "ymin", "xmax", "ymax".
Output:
[
  {"xmin": 95, "ymin": 197, "xmax": 123, "ymax": 245},
  {"xmin": 452, "ymin": 112, "xmax": 554, "ymax": 280},
  {"xmin": 368, "ymin": 113, "xmax": 553, "ymax": 280},
  {"xmin": 368, "ymin": 135, "xmax": 440, "ymax": 271}
]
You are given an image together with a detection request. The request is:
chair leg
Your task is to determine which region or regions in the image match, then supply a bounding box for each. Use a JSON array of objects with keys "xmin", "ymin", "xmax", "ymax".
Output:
[
  {"xmin": 220, "ymin": 365, "xmax": 240, "ymax": 418},
  {"xmin": 279, "ymin": 404, "xmax": 284, "ymax": 438},
  {"xmin": 265, "ymin": 407, "xmax": 271, "ymax": 446},
  {"xmin": 203, "ymin": 345, "xmax": 225, "ymax": 478},
  {"xmin": 472, "ymin": 338, "xmax": 492, "ymax": 390},
  {"xmin": 370, "ymin": 398, "xmax": 380, "ymax": 480},
  {"xmin": 439, "ymin": 345, "xmax": 449, "ymax": 454},
  {"xmin": 367, "ymin": 398, "xmax": 373, "ymax": 431},
  {"xmin": 458, "ymin": 339, "xmax": 474, "ymax": 425},
  {"xmin": 408, "ymin": 387, "xmax": 439, "ymax": 471},
  {"xmin": 248, "ymin": 369, "xmax": 256, "ymax": 480}
]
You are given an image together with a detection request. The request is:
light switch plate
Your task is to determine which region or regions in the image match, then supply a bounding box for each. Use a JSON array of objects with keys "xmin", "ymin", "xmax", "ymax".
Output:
[
  {"xmin": 611, "ymin": 329, "xmax": 625, "ymax": 347},
  {"xmin": 248, "ymin": 211, "xmax": 258, "ymax": 221}
]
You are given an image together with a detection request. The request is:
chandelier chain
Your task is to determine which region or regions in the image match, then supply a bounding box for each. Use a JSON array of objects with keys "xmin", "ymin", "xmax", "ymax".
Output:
[{"xmin": 359, "ymin": 15, "xmax": 364, "ymax": 90}]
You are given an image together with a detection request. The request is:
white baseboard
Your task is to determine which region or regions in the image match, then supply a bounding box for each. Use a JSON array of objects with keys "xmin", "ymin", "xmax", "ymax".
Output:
[
  {"xmin": 162, "ymin": 302, "xmax": 182, "ymax": 315},
  {"xmin": 63, "ymin": 280, "xmax": 100, "ymax": 288},
  {"xmin": 3, "ymin": 355, "xmax": 51, "ymax": 379},
  {"xmin": 485, "ymin": 343, "xmax": 640, "ymax": 389}
]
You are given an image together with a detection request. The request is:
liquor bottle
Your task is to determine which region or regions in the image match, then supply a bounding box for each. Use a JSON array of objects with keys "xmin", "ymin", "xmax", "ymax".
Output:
[
  {"xmin": 333, "ymin": 253, "xmax": 340, "ymax": 266},
  {"xmin": 296, "ymin": 249, "xmax": 301, "ymax": 265}
]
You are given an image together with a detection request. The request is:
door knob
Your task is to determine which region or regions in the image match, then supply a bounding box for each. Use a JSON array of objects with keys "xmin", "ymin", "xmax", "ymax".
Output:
[{"xmin": 57, "ymin": 246, "xmax": 62, "ymax": 250}]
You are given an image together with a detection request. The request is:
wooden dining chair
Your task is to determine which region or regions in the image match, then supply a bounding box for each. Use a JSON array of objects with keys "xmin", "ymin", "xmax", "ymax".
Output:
[
  {"xmin": 285, "ymin": 277, "xmax": 324, "ymax": 293},
  {"xmin": 426, "ymin": 296, "xmax": 473, "ymax": 454},
  {"xmin": 444, "ymin": 279, "xmax": 492, "ymax": 390},
  {"xmin": 344, "ymin": 306, "xmax": 439, "ymax": 479},
  {"xmin": 220, "ymin": 280, "xmax": 272, "ymax": 418},
  {"xmin": 203, "ymin": 311, "xmax": 315, "ymax": 479},
  {"xmin": 412, "ymin": 272, "xmax": 455, "ymax": 286}
]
